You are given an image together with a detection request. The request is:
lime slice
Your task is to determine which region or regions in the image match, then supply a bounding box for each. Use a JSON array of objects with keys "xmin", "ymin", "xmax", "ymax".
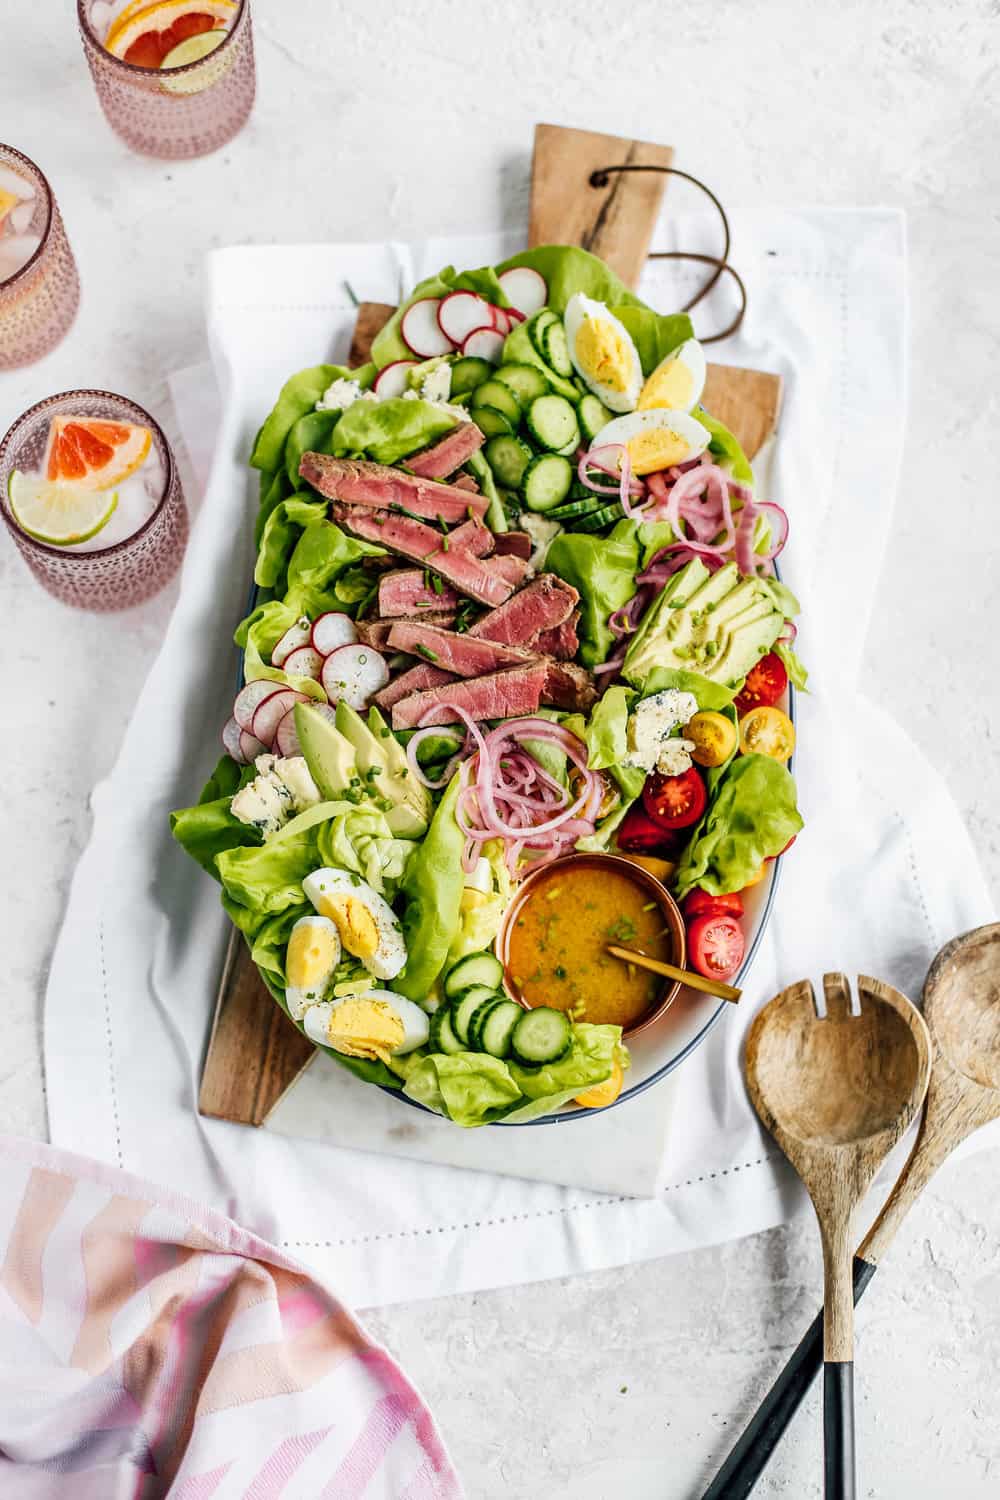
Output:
[
  {"xmin": 161, "ymin": 29, "xmax": 226, "ymax": 69},
  {"xmin": 8, "ymin": 470, "xmax": 118, "ymax": 547}
]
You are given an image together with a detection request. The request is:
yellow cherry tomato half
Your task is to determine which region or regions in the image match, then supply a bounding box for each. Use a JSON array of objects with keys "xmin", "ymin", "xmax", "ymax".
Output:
[
  {"xmin": 685, "ymin": 709, "xmax": 738, "ymax": 768},
  {"xmin": 739, "ymin": 705, "xmax": 795, "ymax": 762},
  {"xmin": 575, "ymin": 1058, "xmax": 625, "ymax": 1110}
]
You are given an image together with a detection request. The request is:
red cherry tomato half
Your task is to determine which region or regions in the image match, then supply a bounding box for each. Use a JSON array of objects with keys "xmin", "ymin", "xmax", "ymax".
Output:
[
  {"xmin": 683, "ymin": 888, "xmax": 745, "ymax": 921},
  {"xmin": 617, "ymin": 802, "xmax": 684, "ymax": 854},
  {"xmin": 735, "ymin": 652, "xmax": 788, "ymax": 715},
  {"xmin": 687, "ymin": 913, "xmax": 746, "ymax": 981},
  {"xmin": 642, "ymin": 767, "xmax": 708, "ymax": 831}
]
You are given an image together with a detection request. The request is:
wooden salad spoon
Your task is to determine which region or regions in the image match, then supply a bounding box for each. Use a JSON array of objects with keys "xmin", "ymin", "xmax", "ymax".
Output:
[
  {"xmin": 702, "ymin": 924, "xmax": 1000, "ymax": 1499},
  {"xmin": 743, "ymin": 974, "xmax": 931, "ymax": 1499},
  {"xmin": 605, "ymin": 943, "xmax": 742, "ymax": 1003}
]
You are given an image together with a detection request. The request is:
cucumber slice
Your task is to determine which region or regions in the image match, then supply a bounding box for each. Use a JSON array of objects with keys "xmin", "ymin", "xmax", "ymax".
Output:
[
  {"xmin": 444, "ymin": 950, "xmax": 505, "ymax": 999},
  {"xmin": 570, "ymin": 500, "xmax": 625, "ymax": 532},
  {"xmin": 510, "ymin": 1006, "xmax": 573, "ymax": 1066},
  {"xmin": 470, "ymin": 379, "xmax": 521, "ymax": 428},
  {"xmin": 545, "ymin": 493, "xmax": 610, "ymax": 521},
  {"xmin": 527, "ymin": 309, "xmax": 559, "ymax": 362},
  {"xmin": 451, "ymin": 356, "xmax": 494, "ymax": 395},
  {"xmin": 451, "ymin": 984, "xmax": 500, "ymax": 1045},
  {"xmin": 525, "ymin": 394, "xmax": 580, "ymax": 454},
  {"xmin": 540, "ymin": 319, "xmax": 573, "ymax": 378},
  {"xmin": 472, "ymin": 405, "xmax": 514, "ymax": 439},
  {"xmin": 429, "ymin": 1006, "xmax": 464, "ymax": 1056},
  {"xmin": 468, "ymin": 995, "xmax": 506, "ymax": 1051},
  {"xmin": 522, "ymin": 453, "xmax": 573, "ymax": 513},
  {"xmin": 495, "ymin": 362, "xmax": 550, "ymax": 406},
  {"xmin": 579, "ymin": 393, "xmax": 613, "ymax": 441},
  {"xmin": 484, "ymin": 435, "xmax": 532, "ymax": 489},
  {"xmin": 478, "ymin": 1000, "xmax": 523, "ymax": 1059}
]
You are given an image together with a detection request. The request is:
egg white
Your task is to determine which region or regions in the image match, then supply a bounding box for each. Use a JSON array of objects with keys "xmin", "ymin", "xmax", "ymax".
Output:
[
  {"xmin": 563, "ymin": 293, "xmax": 643, "ymax": 412},
  {"xmin": 302, "ymin": 991, "xmax": 429, "ymax": 1055},
  {"xmin": 596, "ymin": 408, "xmax": 712, "ymax": 476},
  {"xmin": 302, "ymin": 867, "xmax": 407, "ymax": 980},
  {"xmin": 284, "ymin": 914, "xmax": 341, "ymax": 1021}
]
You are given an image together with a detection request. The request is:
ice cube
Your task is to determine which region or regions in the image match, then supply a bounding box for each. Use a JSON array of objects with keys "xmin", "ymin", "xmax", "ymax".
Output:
[
  {"xmin": 0, "ymin": 234, "xmax": 42, "ymax": 281},
  {"xmin": 89, "ymin": 2, "xmax": 113, "ymax": 38},
  {"xmin": 9, "ymin": 201, "xmax": 35, "ymax": 235},
  {"xmin": 0, "ymin": 163, "xmax": 36, "ymax": 201}
]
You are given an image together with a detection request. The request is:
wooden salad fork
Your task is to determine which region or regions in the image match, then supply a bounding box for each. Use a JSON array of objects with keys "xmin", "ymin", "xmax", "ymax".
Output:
[
  {"xmin": 743, "ymin": 974, "xmax": 931, "ymax": 1499},
  {"xmin": 704, "ymin": 927, "xmax": 1000, "ymax": 1498}
]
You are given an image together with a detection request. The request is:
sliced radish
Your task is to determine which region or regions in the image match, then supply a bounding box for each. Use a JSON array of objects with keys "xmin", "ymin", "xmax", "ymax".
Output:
[
  {"xmin": 234, "ymin": 680, "xmax": 281, "ymax": 731},
  {"xmin": 461, "ymin": 326, "xmax": 505, "ymax": 363},
  {"xmin": 252, "ymin": 688, "xmax": 309, "ymax": 746},
  {"xmin": 222, "ymin": 716, "xmax": 245, "ymax": 763},
  {"xmin": 271, "ymin": 617, "xmax": 312, "ymax": 668},
  {"xmin": 274, "ymin": 708, "xmax": 302, "ymax": 758},
  {"xmin": 373, "ymin": 360, "xmax": 417, "ymax": 399},
  {"xmin": 311, "ymin": 611, "xmax": 359, "ymax": 655},
  {"xmin": 438, "ymin": 291, "xmax": 494, "ymax": 345},
  {"xmin": 498, "ymin": 266, "xmax": 548, "ymax": 317},
  {"xmin": 283, "ymin": 645, "xmax": 324, "ymax": 680},
  {"xmin": 322, "ymin": 644, "xmax": 390, "ymax": 710},
  {"xmin": 401, "ymin": 298, "xmax": 453, "ymax": 357},
  {"xmin": 239, "ymin": 729, "xmax": 268, "ymax": 762},
  {"xmin": 506, "ymin": 307, "xmax": 526, "ymax": 325},
  {"xmin": 488, "ymin": 305, "xmax": 511, "ymax": 336}
]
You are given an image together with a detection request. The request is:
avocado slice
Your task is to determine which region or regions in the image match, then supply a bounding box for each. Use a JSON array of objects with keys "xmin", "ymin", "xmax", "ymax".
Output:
[
  {"xmin": 294, "ymin": 703, "xmax": 358, "ymax": 798},
  {"xmin": 336, "ymin": 701, "xmax": 432, "ymax": 838},
  {"xmin": 622, "ymin": 561, "xmax": 784, "ymax": 688}
]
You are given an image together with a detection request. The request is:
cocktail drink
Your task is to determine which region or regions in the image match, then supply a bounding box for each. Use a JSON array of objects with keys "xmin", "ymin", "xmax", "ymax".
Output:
[
  {"xmin": 78, "ymin": 0, "xmax": 255, "ymax": 159},
  {"xmin": 0, "ymin": 146, "xmax": 80, "ymax": 370},
  {"xmin": 0, "ymin": 392, "xmax": 189, "ymax": 611}
]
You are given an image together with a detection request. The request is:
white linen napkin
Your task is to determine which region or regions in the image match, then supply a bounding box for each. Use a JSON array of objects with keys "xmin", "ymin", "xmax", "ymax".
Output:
[{"xmin": 44, "ymin": 210, "xmax": 997, "ymax": 1309}]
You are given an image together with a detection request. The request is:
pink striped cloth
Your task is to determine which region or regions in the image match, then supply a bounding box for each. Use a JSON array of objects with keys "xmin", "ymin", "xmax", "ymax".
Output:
[{"xmin": 0, "ymin": 1136, "xmax": 463, "ymax": 1499}]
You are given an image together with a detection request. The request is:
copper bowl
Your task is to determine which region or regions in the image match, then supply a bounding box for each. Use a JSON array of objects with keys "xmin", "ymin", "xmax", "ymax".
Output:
[{"xmin": 495, "ymin": 851, "xmax": 687, "ymax": 1039}]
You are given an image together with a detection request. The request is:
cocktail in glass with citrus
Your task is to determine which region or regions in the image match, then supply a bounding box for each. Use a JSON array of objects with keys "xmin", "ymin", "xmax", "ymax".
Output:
[
  {"xmin": 78, "ymin": 0, "xmax": 255, "ymax": 159},
  {"xmin": 0, "ymin": 146, "xmax": 80, "ymax": 370},
  {"xmin": 0, "ymin": 393, "xmax": 188, "ymax": 611}
]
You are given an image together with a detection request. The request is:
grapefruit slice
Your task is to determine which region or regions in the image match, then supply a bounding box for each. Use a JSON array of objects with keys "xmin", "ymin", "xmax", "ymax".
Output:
[
  {"xmin": 44, "ymin": 417, "xmax": 152, "ymax": 492},
  {"xmin": 8, "ymin": 470, "xmax": 118, "ymax": 547},
  {"xmin": 105, "ymin": 0, "xmax": 237, "ymax": 69}
]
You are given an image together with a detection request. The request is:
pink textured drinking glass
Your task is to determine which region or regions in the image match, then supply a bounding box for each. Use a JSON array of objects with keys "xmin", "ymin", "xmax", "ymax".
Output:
[
  {"xmin": 78, "ymin": 0, "xmax": 255, "ymax": 160},
  {"xmin": 0, "ymin": 146, "xmax": 80, "ymax": 370},
  {"xmin": 0, "ymin": 392, "xmax": 189, "ymax": 612}
]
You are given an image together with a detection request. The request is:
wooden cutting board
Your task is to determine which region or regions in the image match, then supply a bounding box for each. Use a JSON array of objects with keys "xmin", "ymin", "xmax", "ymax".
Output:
[{"xmin": 199, "ymin": 125, "xmax": 784, "ymax": 1127}]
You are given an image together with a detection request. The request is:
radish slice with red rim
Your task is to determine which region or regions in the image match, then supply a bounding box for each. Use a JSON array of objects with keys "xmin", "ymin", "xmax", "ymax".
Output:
[
  {"xmin": 401, "ymin": 298, "xmax": 454, "ymax": 357},
  {"xmin": 222, "ymin": 716, "xmax": 246, "ymax": 762},
  {"xmin": 311, "ymin": 611, "xmax": 359, "ymax": 655},
  {"xmin": 489, "ymin": 305, "xmax": 511, "ymax": 335},
  {"xmin": 271, "ymin": 617, "xmax": 312, "ymax": 668},
  {"xmin": 239, "ymin": 729, "xmax": 268, "ymax": 762},
  {"xmin": 498, "ymin": 266, "xmax": 548, "ymax": 316},
  {"xmin": 282, "ymin": 645, "xmax": 324, "ymax": 680},
  {"xmin": 373, "ymin": 360, "xmax": 417, "ymax": 399},
  {"xmin": 506, "ymin": 307, "xmax": 526, "ymax": 325},
  {"xmin": 461, "ymin": 326, "xmax": 505, "ymax": 363},
  {"xmin": 274, "ymin": 708, "xmax": 302, "ymax": 758},
  {"xmin": 438, "ymin": 291, "xmax": 494, "ymax": 345},
  {"xmin": 234, "ymin": 680, "xmax": 281, "ymax": 731},
  {"xmin": 252, "ymin": 688, "xmax": 309, "ymax": 745},
  {"xmin": 321, "ymin": 644, "xmax": 390, "ymax": 710}
]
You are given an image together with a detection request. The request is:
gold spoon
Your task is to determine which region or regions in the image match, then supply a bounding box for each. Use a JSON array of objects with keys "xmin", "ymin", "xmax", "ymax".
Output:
[
  {"xmin": 744, "ymin": 973, "xmax": 931, "ymax": 1499},
  {"xmin": 606, "ymin": 943, "xmax": 742, "ymax": 1003},
  {"xmin": 702, "ymin": 924, "xmax": 1000, "ymax": 1499}
]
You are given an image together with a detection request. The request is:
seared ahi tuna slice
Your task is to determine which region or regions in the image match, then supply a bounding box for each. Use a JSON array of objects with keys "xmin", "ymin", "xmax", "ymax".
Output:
[
  {"xmin": 299, "ymin": 453, "xmax": 488, "ymax": 523},
  {"xmin": 375, "ymin": 661, "xmax": 453, "ymax": 710},
  {"xmin": 378, "ymin": 569, "xmax": 461, "ymax": 617},
  {"xmin": 493, "ymin": 530, "xmax": 533, "ymax": 560},
  {"xmin": 443, "ymin": 515, "xmax": 494, "ymax": 557},
  {"xmin": 531, "ymin": 610, "xmax": 579, "ymax": 660},
  {"xmin": 391, "ymin": 662, "xmax": 549, "ymax": 729},
  {"xmin": 492, "ymin": 554, "xmax": 530, "ymax": 589},
  {"xmin": 466, "ymin": 573, "xmax": 578, "ymax": 646},
  {"xmin": 540, "ymin": 659, "xmax": 598, "ymax": 712},
  {"xmin": 387, "ymin": 622, "xmax": 535, "ymax": 677},
  {"xmin": 358, "ymin": 611, "xmax": 457, "ymax": 649},
  {"xmin": 330, "ymin": 504, "xmax": 513, "ymax": 608},
  {"xmin": 404, "ymin": 423, "xmax": 485, "ymax": 479}
]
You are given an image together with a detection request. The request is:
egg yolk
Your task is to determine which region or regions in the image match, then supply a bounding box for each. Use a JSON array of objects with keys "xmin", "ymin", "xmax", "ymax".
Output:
[
  {"xmin": 286, "ymin": 923, "xmax": 339, "ymax": 988},
  {"xmin": 316, "ymin": 894, "xmax": 380, "ymax": 961},
  {"xmin": 575, "ymin": 318, "xmax": 632, "ymax": 394},
  {"xmin": 637, "ymin": 358, "xmax": 694, "ymax": 411},
  {"xmin": 626, "ymin": 426, "xmax": 693, "ymax": 475},
  {"xmin": 325, "ymin": 999, "xmax": 404, "ymax": 1063}
]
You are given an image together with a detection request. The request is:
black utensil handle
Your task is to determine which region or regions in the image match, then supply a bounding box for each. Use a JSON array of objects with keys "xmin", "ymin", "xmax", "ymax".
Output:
[
  {"xmin": 823, "ymin": 1361, "xmax": 856, "ymax": 1499},
  {"xmin": 701, "ymin": 1257, "xmax": 876, "ymax": 1500}
]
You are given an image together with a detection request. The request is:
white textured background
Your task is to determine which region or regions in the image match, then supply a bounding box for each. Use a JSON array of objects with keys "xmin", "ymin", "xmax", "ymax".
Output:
[{"xmin": 3, "ymin": 2, "xmax": 1000, "ymax": 1495}]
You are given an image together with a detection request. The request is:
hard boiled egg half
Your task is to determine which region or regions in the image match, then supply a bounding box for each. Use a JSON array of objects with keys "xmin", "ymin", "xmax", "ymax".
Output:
[
  {"xmin": 563, "ymin": 293, "xmax": 643, "ymax": 412},
  {"xmin": 284, "ymin": 914, "xmax": 341, "ymax": 1021},
  {"xmin": 637, "ymin": 338, "xmax": 707, "ymax": 413},
  {"xmin": 302, "ymin": 868, "xmax": 406, "ymax": 980},
  {"xmin": 302, "ymin": 991, "xmax": 429, "ymax": 1063},
  {"xmin": 596, "ymin": 408, "xmax": 712, "ymax": 477}
]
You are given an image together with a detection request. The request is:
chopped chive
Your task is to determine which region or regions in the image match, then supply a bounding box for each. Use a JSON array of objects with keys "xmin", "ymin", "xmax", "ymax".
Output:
[
  {"xmin": 642, "ymin": 901, "xmax": 657, "ymax": 912},
  {"xmin": 416, "ymin": 643, "xmax": 439, "ymax": 662},
  {"xmin": 431, "ymin": 574, "xmax": 443, "ymax": 595}
]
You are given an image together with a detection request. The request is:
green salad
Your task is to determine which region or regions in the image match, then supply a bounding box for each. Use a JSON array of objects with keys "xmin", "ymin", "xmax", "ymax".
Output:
[{"xmin": 172, "ymin": 244, "xmax": 804, "ymax": 1128}]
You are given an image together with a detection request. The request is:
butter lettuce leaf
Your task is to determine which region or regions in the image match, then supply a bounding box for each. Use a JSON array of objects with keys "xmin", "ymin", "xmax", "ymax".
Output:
[
  {"xmin": 316, "ymin": 807, "xmax": 415, "ymax": 899},
  {"xmin": 395, "ymin": 773, "xmax": 465, "ymax": 1001},
  {"xmin": 170, "ymin": 756, "xmax": 259, "ymax": 877},
  {"xmin": 640, "ymin": 666, "xmax": 737, "ymax": 712},
  {"xmin": 327, "ymin": 396, "xmax": 458, "ymax": 465},
  {"xmin": 695, "ymin": 406, "xmax": 754, "ymax": 485},
  {"xmin": 546, "ymin": 518, "xmax": 639, "ymax": 668},
  {"xmin": 371, "ymin": 266, "xmax": 507, "ymax": 368},
  {"xmin": 584, "ymin": 685, "xmax": 633, "ymax": 770},
  {"xmin": 673, "ymin": 753, "xmax": 804, "ymax": 899},
  {"xmin": 251, "ymin": 364, "xmax": 345, "ymax": 474}
]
